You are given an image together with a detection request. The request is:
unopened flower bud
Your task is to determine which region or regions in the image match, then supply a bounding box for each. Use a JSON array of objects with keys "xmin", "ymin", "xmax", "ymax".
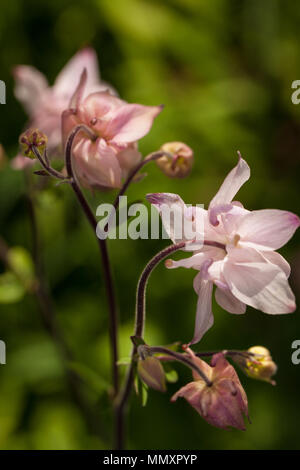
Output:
[
  {"xmin": 157, "ymin": 142, "xmax": 194, "ymax": 178},
  {"xmin": 245, "ymin": 346, "xmax": 277, "ymax": 385},
  {"xmin": 19, "ymin": 128, "xmax": 48, "ymax": 159},
  {"xmin": 172, "ymin": 353, "xmax": 249, "ymax": 430},
  {"xmin": 137, "ymin": 356, "xmax": 166, "ymax": 392}
]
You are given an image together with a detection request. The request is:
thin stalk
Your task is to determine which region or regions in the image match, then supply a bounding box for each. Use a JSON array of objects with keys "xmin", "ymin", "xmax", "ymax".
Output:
[
  {"xmin": 114, "ymin": 240, "xmax": 186, "ymax": 450},
  {"xmin": 111, "ymin": 151, "xmax": 172, "ymax": 214},
  {"xmin": 31, "ymin": 147, "xmax": 67, "ymax": 180},
  {"xmin": 195, "ymin": 350, "xmax": 256, "ymax": 359},
  {"xmin": 64, "ymin": 126, "xmax": 119, "ymax": 397},
  {"xmin": 146, "ymin": 346, "xmax": 212, "ymax": 386}
]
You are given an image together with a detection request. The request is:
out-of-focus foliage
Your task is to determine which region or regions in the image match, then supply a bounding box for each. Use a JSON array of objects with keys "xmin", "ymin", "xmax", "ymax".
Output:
[{"xmin": 0, "ymin": 0, "xmax": 300, "ymax": 450}]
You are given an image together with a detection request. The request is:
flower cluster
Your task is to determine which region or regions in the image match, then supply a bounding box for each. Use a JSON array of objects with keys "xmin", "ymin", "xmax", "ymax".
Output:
[{"xmin": 11, "ymin": 47, "xmax": 299, "ymax": 445}]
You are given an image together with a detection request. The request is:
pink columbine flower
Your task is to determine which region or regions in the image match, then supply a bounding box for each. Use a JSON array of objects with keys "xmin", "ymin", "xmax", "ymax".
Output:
[
  {"xmin": 13, "ymin": 47, "xmax": 114, "ymax": 158},
  {"xmin": 61, "ymin": 70, "xmax": 163, "ymax": 190},
  {"xmin": 172, "ymin": 352, "xmax": 249, "ymax": 430},
  {"xmin": 147, "ymin": 156, "xmax": 300, "ymax": 344}
]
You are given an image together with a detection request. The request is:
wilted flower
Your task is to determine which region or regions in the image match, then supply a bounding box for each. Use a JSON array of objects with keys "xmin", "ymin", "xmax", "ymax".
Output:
[
  {"xmin": 172, "ymin": 352, "xmax": 249, "ymax": 430},
  {"xmin": 62, "ymin": 70, "xmax": 163, "ymax": 190},
  {"xmin": 156, "ymin": 142, "xmax": 194, "ymax": 178},
  {"xmin": 137, "ymin": 356, "xmax": 166, "ymax": 392},
  {"xmin": 147, "ymin": 156, "xmax": 300, "ymax": 344},
  {"xmin": 234, "ymin": 346, "xmax": 277, "ymax": 385},
  {"xmin": 13, "ymin": 48, "xmax": 114, "ymax": 156}
]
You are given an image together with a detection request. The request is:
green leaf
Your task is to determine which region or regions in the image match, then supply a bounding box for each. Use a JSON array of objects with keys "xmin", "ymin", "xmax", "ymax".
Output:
[
  {"xmin": 141, "ymin": 382, "xmax": 148, "ymax": 407},
  {"xmin": 0, "ymin": 272, "xmax": 25, "ymax": 303},
  {"xmin": 117, "ymin": 356, "xmax": 131, "ymax": 366},
  {"xmin": 165, "ymin": 369, "xmax": 178, "ymax": 384}
]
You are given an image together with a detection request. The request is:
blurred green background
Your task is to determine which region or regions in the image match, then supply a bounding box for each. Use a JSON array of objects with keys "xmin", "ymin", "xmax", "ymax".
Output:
[{"xmin": 0, "ymin": 0, "xmax": 300, "ymax": 450}]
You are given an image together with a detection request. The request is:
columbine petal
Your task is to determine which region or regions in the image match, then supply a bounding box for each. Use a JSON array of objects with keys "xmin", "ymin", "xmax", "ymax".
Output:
[
  {"xmin": 105, "ymin": 104, "xmax": 163, "ymax": 143},
  {"xmin": 53, "ymin": 48, "xmax": 100, "ymax": 97},
  {"xmin": 215, "ymin": 284, "xmax": 246, "ymax": 314},
  {"xmin": 73, "ymin": 138, "xmax": 122, "ymax": 189},
  {"xmin": 80, "ymin": 91, "xmax": 124, "ymax": 122},
  {"xmin": 61, "ymin": 109, "xmax": 81, "ymax": 148},
  {"xmin": 224, "ymin": 246, "xmax": 296, "ymax": 314},
  {"xmin": 236, "ymin": 209, "xmax": 300, "ymax": 250},
  {"xmin": 69, "ymin": 68, "xmax": 88, "ymax": 110},
  {"xmin": 261, "ymin": 250, "xmax": 291, "ymax": 278},
  {"xmin": 116, "ymin": 146, "xmax": 141, "ymax": 177},
  {"xmin": 147, "ymin": 193, "xmax": 205, "ymax": 248},
  {"xmin": 147, "ymin": 192, "xmax": 187, "ymax": 243},
  {"xmin": 166, "ymin": 247, "xmax": 222, "ymax": 271},
  {"xmin": 190, "ymin": 272, "xmax": 214, "ymax": 345},
  {"xmin": 13, "ymin": 66, "xmax": 48, "ymax": 115},
  {"xmin": 209, "ymin": 156, "xmax": 250, "ymax": 208}
]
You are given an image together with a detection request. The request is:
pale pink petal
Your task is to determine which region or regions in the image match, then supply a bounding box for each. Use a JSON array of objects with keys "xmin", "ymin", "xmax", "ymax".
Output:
[
  {"xmin": 69, "ymin": 68, "xmax": 87, "ymax": 110},
  {"xmin": 236, "ymin": 209, "xmax": 300, "ymax": 250},
  {"xmin": 79, "ymin": 92, "xmax": 125, "ymax": 128},
  {"xmin": 209, "ymin": 204, "xmax": 232, "ymax": 226},
  {"xmin": 116, "ymin": 146, "xmax": 141, "ymax": 176},
  {"xmin": 215, "ymin": 285, "xmax": 246, "ymax": 314},
  {"xmin": 261, "ymin": 250, "xmax": 291, "ymax": 278},
  {"xmin": 147, "ymin": 193, "xmax": 204, "ymax": 248},
  {"xmin": 147, "ymin": 192, "xmax": 187, "ymax": 244},
  {"xmin": 61, "ymin": 109, "xmax": 81, "ymax": 148},
  {"xmin": 219, "ymin": 204, "xmax": 249, "ymax": 235},
  {"xmin": 190, "ymin": 273, "xmax": 214, "ymax": 345},
  {"xmin": 73, "ymin": 137, "xmax": 122, "ymax": 189},
  {"xmin": 105, "ymin": 104, "xmax": 163, "ymax": 143},
  {"xmin": 13, "ymin": 65, "xmax": 48, "ymax": 115},
  {"xmin": 167, "ymin": 248, "xmax": 222, "ymax": 271},
  {"xmin": 53, "ymin": 48, "xmax": 100, "ymax": 97},
  {"xmin": 224, "ymin": 246, "xmax": 296, "ymax": 314},
  {"xmin": 209, "ymin": 156, "xmax": 250, "ymax": 208}
]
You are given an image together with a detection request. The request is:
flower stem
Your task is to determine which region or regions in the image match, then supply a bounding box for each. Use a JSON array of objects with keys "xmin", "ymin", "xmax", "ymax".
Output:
[
  {"xmin": 31, "ymin": 146, "xmax": 67, "ymax": 180},
  {"xmin": 64, "ymin": 126, "xmax": 119, "ymax": 397},
  {"xmin": 111, "ymin": 151, "xmax": 172, "ymax": 214},
  {"xmin": 144, "ymin": 346, "xmax": 212, "ymax": 386},
  {"xmin": 114, "ymin": 240, "xmax": 186, "ymax": 450}
]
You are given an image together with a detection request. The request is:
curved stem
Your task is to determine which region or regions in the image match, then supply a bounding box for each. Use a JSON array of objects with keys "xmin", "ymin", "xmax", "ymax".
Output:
[
  {"xmin": 64, "ymin": 126, "xmax": 119, "ymax": 397},
  {"xmin": 32, "ymin": 146, "xmax": 67, "ymax": 180},
  {"xmin": 146, "ymin": 346, "xmax": 212, "ymax": 386},
  {"xmin": 111, "ymin": 151, "xmax": 172, "ymax": 213},
  {"xmin": 114, "ymin": 240, "xmax": 186, "ymax": 450},
  {"xmin": 195, "ymin": 350, "xmax": 255, "ymax": 359}
]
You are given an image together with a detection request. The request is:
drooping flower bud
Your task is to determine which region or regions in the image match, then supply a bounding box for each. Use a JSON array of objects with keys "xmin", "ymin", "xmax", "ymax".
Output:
[
  {"xmin": 137, "ymin": 356, "xmax": 166, "ymax": 392},
  {"xmin": 19, "ymin": 128, "xmax": 48, "ymax": 159},
  {"xmin": 156, "ymin": 142, "xmax": 194, "ymax": 178},
  {"xmin": 171, "ymin": 353, "xmax": 249, "ymax": 430},
  {"xmin": 244, "ymin": 346, "xmax": 277, "ymax": 385}
]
